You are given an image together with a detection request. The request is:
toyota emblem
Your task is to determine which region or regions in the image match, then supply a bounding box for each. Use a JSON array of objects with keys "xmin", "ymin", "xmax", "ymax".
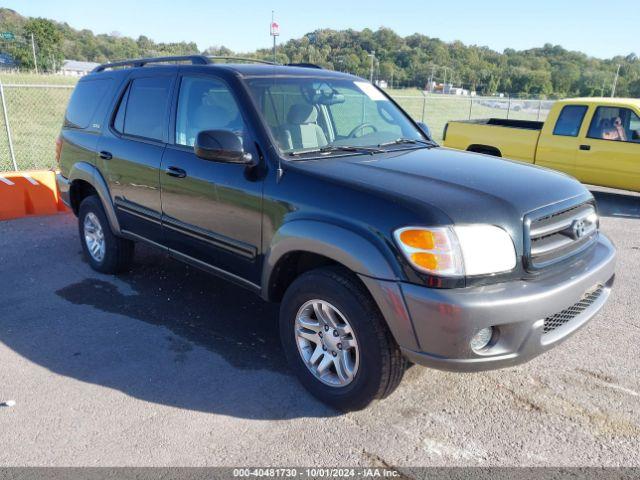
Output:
[{"xmin": 571, "ymin": 219, "xmax": 587, "ymax": 239}]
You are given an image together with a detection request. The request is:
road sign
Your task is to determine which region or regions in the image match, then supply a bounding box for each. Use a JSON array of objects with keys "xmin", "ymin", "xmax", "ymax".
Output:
[
  {"xmin": 0, "ymin": 32, "xmax": 15, "ymax": 41},
  {"xmin": 270, "ymin": 21, "xmax": 280, "ymax": 37}
]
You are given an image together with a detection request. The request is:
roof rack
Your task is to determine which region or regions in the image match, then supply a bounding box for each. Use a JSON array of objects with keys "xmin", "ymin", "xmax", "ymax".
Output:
[
  {"xmin": 92, "ymin": 55, "xmax": 278, "ymax": 73},
  {"xmin": 92, "ymin": 55, "xmax": 209, "ymax": 72},
  {"xmin": 286, "ymin": 62, "xmax": 323, "ymax": 69},
  {"xmin": 207, "ymin": 56, "xmax": 277, "ymax": 65}
]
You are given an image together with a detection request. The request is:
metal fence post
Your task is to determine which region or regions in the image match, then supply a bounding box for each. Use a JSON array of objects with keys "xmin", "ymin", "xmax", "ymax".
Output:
[
  {"xmin": 421, "ymin": 91, "xmax": 427, "ymax": 122},
  {"xmin": 0, "ymin": 81, "xmax": 17, "ymax": 171},
  {"xmin": 506, "ymin": 96, "xmax": 512, "ymax": 119},
  {"xmin": 468, "ymin": 97, "xmax": 473, "ymax": 119},
  {"xmin": 537, "ymin": 100, "xmax": 542, "ymax": 121}
]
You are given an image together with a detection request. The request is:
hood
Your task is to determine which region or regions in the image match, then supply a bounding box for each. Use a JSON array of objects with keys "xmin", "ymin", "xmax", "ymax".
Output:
[{"xmin": 288, "ymin": 146, "xmax": 590, "ymax": 243}]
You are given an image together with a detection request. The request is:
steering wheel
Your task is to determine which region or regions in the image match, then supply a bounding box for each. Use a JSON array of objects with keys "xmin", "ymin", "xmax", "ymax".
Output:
[{"xmin": 348, "ymin": 122, "xmax": 378, "ymax": 138}]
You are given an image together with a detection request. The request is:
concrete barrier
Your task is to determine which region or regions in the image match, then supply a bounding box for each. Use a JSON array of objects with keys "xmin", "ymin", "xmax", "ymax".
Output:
[{"xmin": 0, "ymin": 170, "xmax": 68, "ymax": 221}]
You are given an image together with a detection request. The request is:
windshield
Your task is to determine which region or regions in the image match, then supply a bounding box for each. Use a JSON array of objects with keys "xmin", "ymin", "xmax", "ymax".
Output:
[{"xmin": 244, "ymin": 76, "xmax": 426, "ymax": 155}]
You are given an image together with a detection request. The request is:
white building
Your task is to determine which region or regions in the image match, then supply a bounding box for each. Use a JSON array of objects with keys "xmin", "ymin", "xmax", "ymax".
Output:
[{"xmin": 60, "ymin": 60, "xmax": 101, "ymax": 77}]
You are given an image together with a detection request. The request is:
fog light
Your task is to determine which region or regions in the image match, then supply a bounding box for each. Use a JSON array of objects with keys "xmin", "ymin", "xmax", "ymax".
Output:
[{"xmin": 470, "ymin": 327, "xmax": 494, "ymax": 351}]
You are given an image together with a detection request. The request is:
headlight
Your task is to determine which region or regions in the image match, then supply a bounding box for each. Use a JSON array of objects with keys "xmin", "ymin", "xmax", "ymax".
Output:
[{"xmin": 394, "ymin": 225, "xmax": 516, "ymax": 277}]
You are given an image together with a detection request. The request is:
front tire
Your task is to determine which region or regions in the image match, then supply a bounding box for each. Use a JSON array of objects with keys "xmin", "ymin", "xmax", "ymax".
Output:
[
  {"xmin": 78, "ymin": 195, "xmax": 134, "ymax": 274},
  {"xmin": 280, "ymin": 267, "xmax": 406, "ymax": 411}
]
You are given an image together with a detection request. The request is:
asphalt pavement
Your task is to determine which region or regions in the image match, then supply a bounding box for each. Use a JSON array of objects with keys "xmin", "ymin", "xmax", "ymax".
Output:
[{"xmin": 0, "ymin": 188, "xmax": 638, "ymax": 467}]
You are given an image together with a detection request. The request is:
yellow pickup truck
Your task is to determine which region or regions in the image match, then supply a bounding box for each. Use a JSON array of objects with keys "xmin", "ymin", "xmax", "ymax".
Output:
[{"xmin": 443, "ymin": 98, "xmax": 640, "ymax": 192}]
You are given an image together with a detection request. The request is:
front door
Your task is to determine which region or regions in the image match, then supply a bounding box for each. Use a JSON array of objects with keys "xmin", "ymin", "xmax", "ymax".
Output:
[
  {"xmin": 535, "ymin": 104, "xmax": 588, "ymax": 176},
  {"xmin": 574, "ymin": 105, "xmax": 640, "ymax": 191},
  {"xmin": 97, "ymin": 71, "xmax": 176, "ymax": 243},
  {"xmin": 160, "ymin": 74, "xmax": 264, "ymax": 285}
]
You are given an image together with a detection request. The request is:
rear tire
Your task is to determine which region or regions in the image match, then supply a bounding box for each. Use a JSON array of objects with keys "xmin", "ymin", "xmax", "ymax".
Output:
[
  {"xmin": 279, "ymin": 266, "xmax": 406, "ymax": 411},
  {"xmin": 78, "ymin": 195, "xmax": 134, "ymax": 274}
]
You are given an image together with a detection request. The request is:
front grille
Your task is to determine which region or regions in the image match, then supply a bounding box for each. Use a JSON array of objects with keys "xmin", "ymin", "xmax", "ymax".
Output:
[
  {"xmin": 543, "ymin": 285, "xmax": 604, "ymax": 334},
  {"xmin": 526, "ymin": 201, "xmax": 598, "ymax": 269}
]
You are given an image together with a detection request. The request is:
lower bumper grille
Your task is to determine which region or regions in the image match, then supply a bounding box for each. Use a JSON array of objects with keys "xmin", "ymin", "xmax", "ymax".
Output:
[{"xmin": 543, "ymin": 285, "xmax": 604, "ymax": 334}]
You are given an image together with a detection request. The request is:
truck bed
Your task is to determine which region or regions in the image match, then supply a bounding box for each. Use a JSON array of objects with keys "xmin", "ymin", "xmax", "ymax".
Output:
[{"xmin": 443, "ymin": 118, "xmax": 543, "ymax": 162}]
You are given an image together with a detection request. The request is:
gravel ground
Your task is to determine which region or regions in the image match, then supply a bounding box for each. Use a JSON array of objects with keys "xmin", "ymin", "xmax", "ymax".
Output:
[{"xmin": 0, "ymin": 188, "xmax": 638, "ymax": 467}]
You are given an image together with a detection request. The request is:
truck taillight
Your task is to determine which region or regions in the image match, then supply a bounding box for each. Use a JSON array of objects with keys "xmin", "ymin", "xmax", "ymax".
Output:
[{"xmin": 55, "ymin": 135, "xmax": 62, "ymax": 168}]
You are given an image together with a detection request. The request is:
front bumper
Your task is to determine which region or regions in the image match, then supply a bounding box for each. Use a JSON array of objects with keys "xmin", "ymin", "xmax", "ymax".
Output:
[{"xmin": 371, "ymin": 234, "xmax": 616, "ymax": 372}]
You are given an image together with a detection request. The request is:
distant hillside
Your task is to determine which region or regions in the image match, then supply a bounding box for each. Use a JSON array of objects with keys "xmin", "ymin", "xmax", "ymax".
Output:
[{"xmin": 1, "ymin": 7, "xmax": 638, "ymax": 98}]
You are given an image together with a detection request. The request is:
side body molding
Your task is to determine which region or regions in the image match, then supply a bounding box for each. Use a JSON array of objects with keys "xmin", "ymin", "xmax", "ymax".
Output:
[{"xmin": 68, "ymin": 162, "xmax": 121, "ymax": 234}]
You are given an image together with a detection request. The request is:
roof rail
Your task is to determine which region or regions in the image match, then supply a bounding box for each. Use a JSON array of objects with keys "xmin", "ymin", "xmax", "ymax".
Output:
[
  {"xmin": 207, "ymin": 56, "xmax": 277, "ymax": 65},
  {"xmin": 92, "ymin": 55, "xmax": 209, "ymax": 72},
  {"xmin": 286, "ymin": 63, "xmax": 323, "ymax": 69},
  {"xmin": 92, "ymin": 55, "xmax": 279, "ymax": 73}
]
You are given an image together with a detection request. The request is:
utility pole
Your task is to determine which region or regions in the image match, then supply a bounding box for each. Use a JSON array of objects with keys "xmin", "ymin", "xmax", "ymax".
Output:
[
  {"xmin": 428, "ymin": 65, "xmax": 436, "ymax": 92},
  {"xmin": 368, "ymin": 51, "xmax": 375, "ymax": 83},
  {"xmin": 30, "ymin": 33, "xmax": 38, "ymax": 74},
  {"xmin": 611, "ymin": 64, "xmax": 621, "ymax": 98}
]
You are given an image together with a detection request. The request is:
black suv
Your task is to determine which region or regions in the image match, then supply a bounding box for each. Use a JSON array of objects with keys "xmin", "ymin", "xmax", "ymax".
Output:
[{"xmin": 57, "ymin": 56, "xmax": 616, "ymax": 410}]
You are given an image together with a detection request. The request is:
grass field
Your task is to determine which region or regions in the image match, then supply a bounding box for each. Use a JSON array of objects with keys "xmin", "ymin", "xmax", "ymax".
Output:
[{"xmin": 0, "ymin": 73, "xmax": 553, "ymax": 171}]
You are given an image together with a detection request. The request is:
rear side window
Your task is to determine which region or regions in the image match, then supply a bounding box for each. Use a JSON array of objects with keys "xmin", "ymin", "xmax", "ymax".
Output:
[
  {"xmin": 65, "ymin": 79, "xmax": 113, "ymax": 129},
  {"xmin": 117, "ymin": 77, "xmax": 172, "ymax": 142},
  {"xmin": 553, "ymin": 105, "xmax": 588, "ymax": 137}
]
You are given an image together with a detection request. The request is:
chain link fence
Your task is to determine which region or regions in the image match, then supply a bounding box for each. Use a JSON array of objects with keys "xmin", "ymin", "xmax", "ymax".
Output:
[
  {"xmin": 392, "ymin": 94, "xmax": 555, "ymax": 142},
  {"xmin": 0, "ymin": 82, "xmax": 73, "ymax": 171},
  {"xmin": 0, "ymin": 79, "xmax": 555, "ymax": 172}
]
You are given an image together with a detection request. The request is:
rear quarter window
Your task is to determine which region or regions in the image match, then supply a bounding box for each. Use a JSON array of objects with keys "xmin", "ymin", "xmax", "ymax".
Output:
[
  {"xmin": 64, "ymin": 78, "xmax": 114, "ymax": 129},
  {"xmin": 553, "ymin": 105, "xmax": 588, "ymax": 137}
]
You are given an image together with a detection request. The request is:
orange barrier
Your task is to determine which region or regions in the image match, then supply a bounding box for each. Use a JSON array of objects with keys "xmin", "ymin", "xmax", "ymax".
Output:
[{"xmin": 0, "ymin": 170, "xmax": 68, "ymax": 221}]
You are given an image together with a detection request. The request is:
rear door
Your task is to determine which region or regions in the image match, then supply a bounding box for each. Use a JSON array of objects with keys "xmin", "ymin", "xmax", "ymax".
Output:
[
  {"xmin": 535, "ymin": 104, "xmax": 589, "ymax": 176},
  {"xmin": 573, "ymin": 105, "xmax": 640, "ymax": 191},
  {"xmin": 97, "ymin": 69, "xmax": 176, "ymax": 244}
]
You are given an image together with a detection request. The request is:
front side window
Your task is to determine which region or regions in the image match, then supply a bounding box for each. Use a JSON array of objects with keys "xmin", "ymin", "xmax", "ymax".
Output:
[
  {"xmin": 245, "ymin": 77, "xmax": 424, "ymax": 154},
  {"xmin": 175, "ymin": 76, "xmax": 245, "ymax": 147},
  {"xmin": 120, "ymin": 76, "xmax": 172, "ymax": 142},
  {"xmin": 553, "ymin": 105, "xmax": 588, "ymax": 137},
  {"xmin": 587, "ymin": 106, "xmax": 640, "ymax": 143}
]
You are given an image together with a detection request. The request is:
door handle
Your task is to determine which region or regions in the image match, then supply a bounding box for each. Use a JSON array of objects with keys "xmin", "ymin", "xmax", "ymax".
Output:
[
  {"xmin": 579, "ymin": 144, "xmax": 591, "ymax": 151},
  {"xmin": 165, "ymin": 166, "xmax": 187, "ymax": 178},
  {"xmin": 99, "ymin": 151, "xmax": 113, "ymax": 160}
]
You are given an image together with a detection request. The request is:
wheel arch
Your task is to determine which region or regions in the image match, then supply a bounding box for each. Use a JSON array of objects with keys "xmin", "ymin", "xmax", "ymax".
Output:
[
  {"xmin": 67, "ymin": 162, "xmax": 120, "ymax": 234},
  {"xmin": 467, "ymin": 144, "xmax": 502, "ymax": 157},
  {"xmin": 262, "ymin": 220, "xmax": 399, "ymax": 303}
]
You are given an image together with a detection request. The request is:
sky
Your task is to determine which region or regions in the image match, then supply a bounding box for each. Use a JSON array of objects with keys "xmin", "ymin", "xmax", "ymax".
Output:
[{"xmin": 3, "ymin": 0, "xmax": 638, "ymax": 59}]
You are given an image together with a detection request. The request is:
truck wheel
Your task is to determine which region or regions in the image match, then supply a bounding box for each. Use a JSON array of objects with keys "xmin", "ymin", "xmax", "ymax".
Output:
[
  {"xmin": 78, "ymin": 195, "xmax": 134, "ymax": 274},
  {"xmin": 279, "ymin": 267, "xmax": 406, "ymax": 411}
]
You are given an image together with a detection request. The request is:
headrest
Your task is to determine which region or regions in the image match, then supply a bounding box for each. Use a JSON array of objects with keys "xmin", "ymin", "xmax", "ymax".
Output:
[
  {"xmin": 192, "ymin": 104, "xmax": 231, "ymax": 129},
  {"xmin": 287, "ymin": 103, "xmax": 317, "ymax": 124}
]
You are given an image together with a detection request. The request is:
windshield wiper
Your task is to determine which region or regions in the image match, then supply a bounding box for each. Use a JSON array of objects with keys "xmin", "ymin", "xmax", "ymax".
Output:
[
  {"xmin": 377, "ymin": 137, "xmax": 438, "ymax": 148},
  {"xmin": 288, "ymin": 144, "xmax": 385, "ymax": 157}
]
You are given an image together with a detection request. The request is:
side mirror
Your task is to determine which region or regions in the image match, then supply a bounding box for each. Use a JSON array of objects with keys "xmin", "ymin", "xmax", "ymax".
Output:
[
  {"xmin": 194, "ymin": 130, "xmax": 253, "ymax": 164},
  {"xmin": 416, "ymin": 121, "xmax": 432, "ymax": 139}
]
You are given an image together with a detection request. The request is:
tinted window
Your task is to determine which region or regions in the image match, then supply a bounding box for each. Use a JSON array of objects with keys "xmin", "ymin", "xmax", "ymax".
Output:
[
  {"xmin": 65, "ymin": 78, "xmax": 113, "ymax": 129},
  {"xmin": 587, "ymin": 106, "xmax": 640, "ymax": 144},
  {"xmin": 122, "ymin": 77, "xmax": 172, "ymax": 141},
  {"xmin": 175, "ymin": 76, "xmax": 245, "ymax": 147},
  {"xmin": 553, "ymin": 105, "xmax": 588, "ymax": 137},
  {"xmin": 112, "ymin": 84, "xmax": 130, "ymax": 134}
]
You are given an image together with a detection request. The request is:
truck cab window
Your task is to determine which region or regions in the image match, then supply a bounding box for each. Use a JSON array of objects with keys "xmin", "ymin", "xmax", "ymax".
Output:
[
  {"xmin": 588, "ymin": 106, "xmax": 640, "ymax": 143},
  {"xmin": 175, "ymin": 76, "xmax": 245, "ymax": 147},
  {"xmin": 553, "ymin": 105, "xmax": 588, "ymax": 137}
]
